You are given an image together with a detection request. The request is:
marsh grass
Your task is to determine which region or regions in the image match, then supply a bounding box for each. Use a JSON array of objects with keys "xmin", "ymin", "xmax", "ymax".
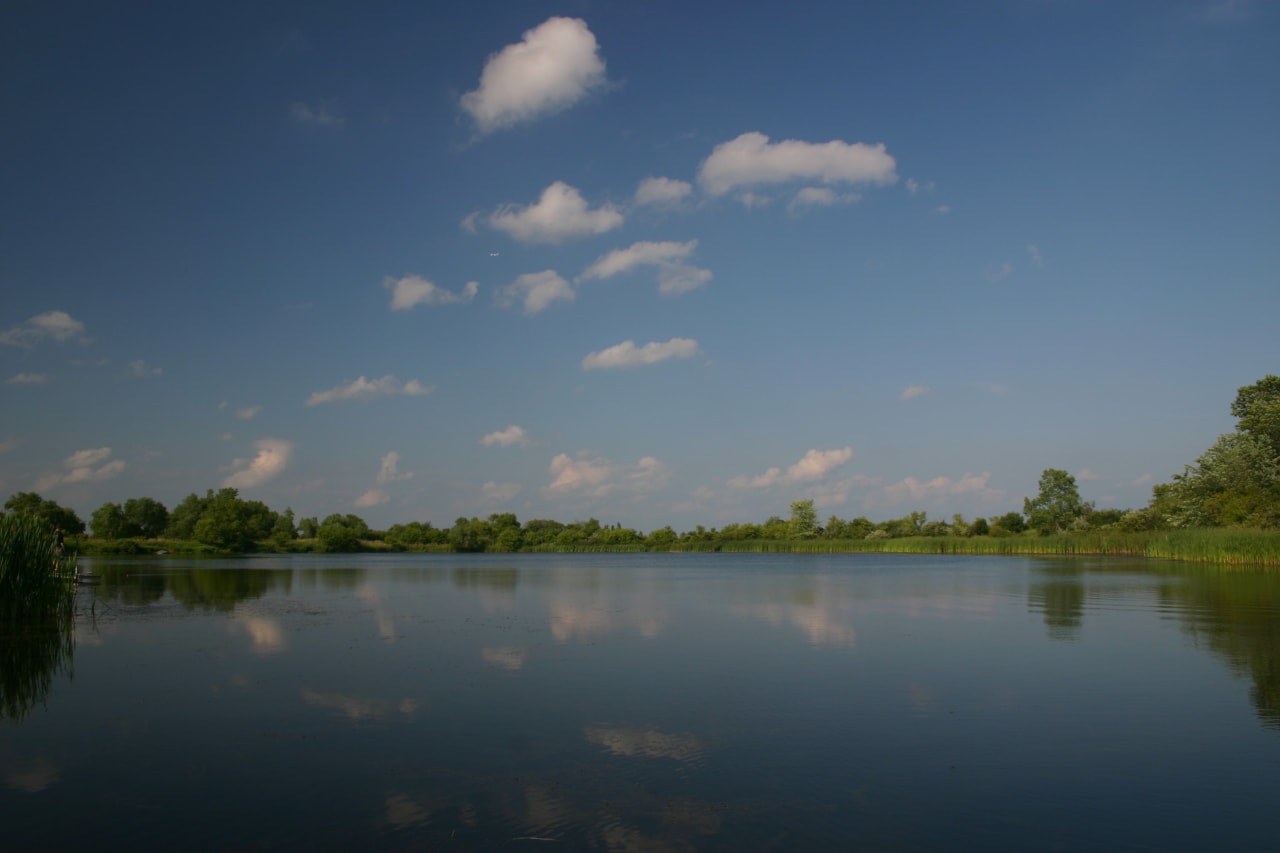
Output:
[
  {"xmin": 1, "ymin": 513, "xmax": 77, "ymax": 720},
  {"xmin": 705, "ymin": 530, "xmax": 1279, "ymax": 566},
  {"xmin": 1, "ymin": 513, "xmax": 78, "ymax": 618}
]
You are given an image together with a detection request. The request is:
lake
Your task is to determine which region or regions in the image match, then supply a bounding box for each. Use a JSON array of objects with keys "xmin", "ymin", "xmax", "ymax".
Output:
[{"xmin": 3, "ymin": 552, "xmax": 1278, "ymax": 851}]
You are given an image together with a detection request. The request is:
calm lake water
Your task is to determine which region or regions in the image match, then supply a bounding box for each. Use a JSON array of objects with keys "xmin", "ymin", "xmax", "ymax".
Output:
[{"xmin": 3, "ymin": 552, "xmax": 1279, "ymax": 851}]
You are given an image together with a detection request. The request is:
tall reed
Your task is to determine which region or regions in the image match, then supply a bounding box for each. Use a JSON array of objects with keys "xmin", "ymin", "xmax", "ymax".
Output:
[
  {"xmin": 0, "ymin": 513, "xmax": 77, "ymax": 619},
  {"xmin": 0, "ymin": 513, "xmax": 77, "ymax": 720}
]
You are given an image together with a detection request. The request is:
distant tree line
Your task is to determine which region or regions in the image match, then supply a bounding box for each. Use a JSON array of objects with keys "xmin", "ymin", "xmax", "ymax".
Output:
[{"xmin": 4, "ymin": 376, "xmax": 1276, "ymax": 554}]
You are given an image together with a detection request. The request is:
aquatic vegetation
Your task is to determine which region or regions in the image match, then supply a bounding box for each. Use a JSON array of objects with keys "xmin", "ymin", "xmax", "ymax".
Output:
[
  {"xmin": 1, "ymin": 513, "xmax": 77, "ymax": 720},
  {"xmin": 1, "ymin": 513, "xmax": 78, "ymax": 618}
]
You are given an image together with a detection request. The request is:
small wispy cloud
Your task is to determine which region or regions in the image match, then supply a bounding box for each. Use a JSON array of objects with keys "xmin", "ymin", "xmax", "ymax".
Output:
[
  {"xmin": 577, "ymin": 240, "xmax": 712, "ymax": 296},
  {"xmin": 235, "ymin": 405, "xmax": 262, "ymax": 420},
  {"xmin": 1027, "ymin": 244, "xmax": 1044, "ymax": 268},
  {"xmin": 544, "ymin": 452, "xmax": 670, "ymax": 499},
  {"xmin": 480, "ymin": 481, "xmax": 522, "ymax": 506},
  {"xmin": 223, "ymin": 439, "xmax": 293, "ymax": 489},
  {"xmin": 481, "ymin": 425, "xmax": 532, "ymax": 447},
  {"xmin": 634, "ymin": 176, "xmax": 693, "ymax": 207},
  {"xmin": 496, "ymin": 270, "xmax": 574, "ymax": 315},
  {"xmin": 384, "ymin": 275, "xmax": 478, "ymax": 311},
  {"xmin": 290, "ymin": 101, "xmax": 345, "ymax": 127},
  {"xmin": 787, "ymin": 186, "xmax": 860, "ymax": 214},
  {"xmin": 989, "ymin": 261, "xmax": 1012, "ymax": 281},
  {"xmin": 901, "ymin": 385, "xmax": 931, "ymax": 400},
  {"xmin": 34, "ymin": 447, "xmax": 126, "ymax": 491},
  {"xmin": 581, "ymin": 338, "xmax": 699, "ymax": 370},
  {"xmin": 0, "ymin": 311, "xmax": 87, "ymax": 348},
  {"xmin": 933, "ymin": 205, "xmax": 951, "ymax": 215},
  {"xmin": 1076, "ymin": 468, "xmax": 1103, "ymax": 481},
  {"xmin": 306, "ymin": 376, "xmax": 433, "ymax": 406},
  {"xmin": 728, "ymin": 447, "xmax": 854, "ymax": 490},
  {"xmin": 6, "ymin": 373, "xmax": 47, "ymax": 385},
  {"xmin": 129, "ymin": 359, "xmax": 162, "ymax": 377}
]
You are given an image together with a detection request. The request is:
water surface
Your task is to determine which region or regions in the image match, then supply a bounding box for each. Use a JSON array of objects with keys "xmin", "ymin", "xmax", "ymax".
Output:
[{"xmin": 3, "ymin": 553, "xmax": 1278, "ymax": 851}]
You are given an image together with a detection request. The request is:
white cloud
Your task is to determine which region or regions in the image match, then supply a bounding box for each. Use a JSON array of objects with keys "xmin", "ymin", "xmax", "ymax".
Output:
[
  {"xmin": 6, "ymin": 373, "xmax": 47, "ymax": 385},
  {"xmin": 496, "ymin": 270, "xmax": 574, "ymax": 315},
  {"xmin": 737, "ymin": 192, "xmax": 772, "ymax": 208},
  {"xmin": 906, "ymin": 178, "xmax": 919, "ymax": 195},
  {"xmin": 461, "ymin": 17, "xmax": 608, "ymax": 134},
  {"xmin": 634, "ymin": 176, "xmax": 693, "ymax": 206},
  {"xmin": 934, "ymin": 205, "xmax": 951, "ymax": 215},
  {"xmin": 0, "ymin": 436, "xmax": 17, "ymax": 453},
  {"xmin": 729, "ymin": 447, "xmax": 854, "ymax": 490},
  {"xmin": 880, "ymin": 471, "xmax": 1002, "ymax": 506},
  {"xmin": 235, "ymin": 405, "xmax": 262, "ymax": 420},
  {"xmin": 787, "ymin": 186, "xmax": 861, "ymax": 214},
  {"xmin": 989, "ymin": 261, "xmax": 1012, "ymax": 281},
  {"xmin": 1129, "ymin": 474, "xmax": 1155, "ymax": 487},
  {"xmin": 384, "ymin": 275, "xmax": 478, "ymax": 311},
  {"xmin": 355, "ymin": 488, "xmax": 388, "ymax": 508},
  {"xmin": 223, "ymin": 439, "xmax": 293, "ymax": 489},
  {"xmin": 1076, "ymin": 468, "xmax": 1103, "ymax": 481},
  {"xmin": 353, "ymin": 452, "xmax": 412, "ymax": 507},
  {"xmin": 480, "ymin": 481, "xmax": 522, "ymax": 506},
  {"xmin": 1027, "ymin": 244, "xmax": 1044, "ymax": 268},
  {"xmin": 698, "ymin": 132, "xmax": 897, "ymax": 196},
  {"xmin": 0, "ymin": 310, "xmax": 87, "ymax": 347},
  {"xmin": 582, "ymin": 338, "xmax": 699, "ymax": 370},
  {"xmin": 481, "ymin": 425, "xmax": 532, "ymax": 447},
  {"xmin": 129, "ymin": 359, "xmax": 162, "ymax": 377},
  {"xmin": 488, "ymin": 181, "xmax": 623, "ymax": 244},
  {"xmin": 657, "ymin": 264, "xmax": 713, "ymax": 296},
  {"xmin": 901, "ymin": 385, "xmax": 931, "ymax": 400},
  {"xmin": 35, "ymin": 447, "xmax": 126, "ymax": 491},
  {"xmin": 576, "ymin": 240, "xmax": 711, "ymax": 297},
  {"xmin": 306, "ymin": 375, "xmax": 433, "ymax": 406},
  {"xmin": 376, "ymin": 451, "xmax": 413, "ymax": 485},
  {"xmin": 578, "ymin": 240, "xmax": 698, "ymax": 281},
  {"xmin": 289, "ymin": 101, "xmax": 344, "ymax": 127},
  {"xmin": 66, "ymin": 447, "xmax": 112, "ymax": 468},
  {"xmin": 544, "ymin": 452, "xmax": 670, "ymax": 499}
]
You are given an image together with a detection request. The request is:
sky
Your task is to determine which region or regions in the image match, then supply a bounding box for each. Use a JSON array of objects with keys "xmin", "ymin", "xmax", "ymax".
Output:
[{"xmin": 2, "ymin": 0, "xmax": 1277, "ymax": 533}]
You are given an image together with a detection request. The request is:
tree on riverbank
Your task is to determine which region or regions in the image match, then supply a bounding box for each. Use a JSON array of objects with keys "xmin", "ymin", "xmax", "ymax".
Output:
[{"xmin": 1151, "ymin": 375, "xmax": 1280, "ymax": 528}]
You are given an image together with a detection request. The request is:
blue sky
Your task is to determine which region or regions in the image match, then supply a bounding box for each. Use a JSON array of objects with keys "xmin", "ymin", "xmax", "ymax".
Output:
[{"xmin": 2, "ymin": 0, "xmax": 1277, "ymax": 532}]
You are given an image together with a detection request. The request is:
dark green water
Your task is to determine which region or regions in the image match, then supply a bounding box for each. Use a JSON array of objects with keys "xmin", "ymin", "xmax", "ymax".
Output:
[{"xmin": 2, "ymin": 553, "xmax": 1278, "ymax": 851}]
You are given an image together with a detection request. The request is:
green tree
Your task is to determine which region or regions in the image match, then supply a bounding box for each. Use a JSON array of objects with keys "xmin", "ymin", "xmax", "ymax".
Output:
[
  {"xmin": 991, "ymin": 511, "xmax": 1027, "ymax": 535},
  {"xmin": 788, "ymin": 500, "xmax": 818, "ymax": 538},
  {"xmin": 123, "ymin": 497, "xmax": 169, "ymax": 538},
  {"xmin": 166, "ymin": 492, "xmax": 210, "ymax": 539},
  {"xmin": 90, "ymin": 502, "xmax": 129, "ymax": 539},
  {"xmin": 297, "ymin": 516, "xmax": 319, "ymax": 539},
  {"xmin": 1232, "ymin": 374, "xmax": 1280, "ymax": 453},
  {"xmin": 317, "ymin": 514, "xmax": 370, "ymax": 552},
  {"xmin": 4, "ymin": 492, "xmax": 85, "ymax": 534},
  {"xmin": 1024, "ymin": 469, "xmax": 1084, "ymax": 535}
]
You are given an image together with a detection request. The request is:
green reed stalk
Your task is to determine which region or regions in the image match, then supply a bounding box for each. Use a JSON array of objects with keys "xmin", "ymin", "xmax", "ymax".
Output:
[{"xmin": 0, "ymin": 513, "xmax": 77, "ymax": 619}]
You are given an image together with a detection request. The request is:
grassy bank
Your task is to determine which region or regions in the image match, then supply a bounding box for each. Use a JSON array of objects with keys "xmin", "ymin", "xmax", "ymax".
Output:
[
  {"xmin": 69, "ymin": 528, "xmax": 1278, "ymax": 567},
  {"xmin": 703, "ymin": 529, "xmax": 1280, "ymax": 566}
]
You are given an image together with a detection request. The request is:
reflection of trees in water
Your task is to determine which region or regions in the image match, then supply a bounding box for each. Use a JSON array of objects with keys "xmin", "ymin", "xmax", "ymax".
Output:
[
  {"xmin": 0, "ymin": 610, "xmax": 74, "ymax": 722},
  {"xmin": 451, "ymin": 567, "xmax": 519, "ymax": 591},
  {"xmin": 92, "ymin": 566, "xmax": 293, "ymax": 611},
  {"xmin": 1027, "ymin": 563, "xmax": 1086, "ymax": 641},
  {"xmin": 1163, "ymin": 573, "xmax": 1280, "ymax": 729}
]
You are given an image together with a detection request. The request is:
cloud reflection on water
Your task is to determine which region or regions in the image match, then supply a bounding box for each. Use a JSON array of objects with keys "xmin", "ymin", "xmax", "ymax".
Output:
[
  {"xmin": 584, "ymin": 725, "xmax": 704, "ymax": 763},
  {"xmin": 300, "ymin": 689, "xmax": 419, "ymax": 722}
]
